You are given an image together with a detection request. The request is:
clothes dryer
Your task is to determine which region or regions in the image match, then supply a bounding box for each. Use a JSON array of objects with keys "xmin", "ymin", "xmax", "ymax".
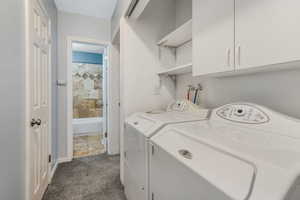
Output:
[
  {"xmin": 124, "ymin": 100, "xmax": 209, "ymax": 200},
  {"xmin": 150, "ymin": 102, "xmax": 300, "ymax": 200}
]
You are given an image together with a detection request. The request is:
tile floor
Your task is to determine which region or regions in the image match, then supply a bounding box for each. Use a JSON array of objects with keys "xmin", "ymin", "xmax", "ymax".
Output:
[
  {"xmin": 73, "ymin": 134, "xmax": 106, "ymax": 158},
  {"xmin": 43, "ymin": 154, "xmax": 126, "ymax": 200}
]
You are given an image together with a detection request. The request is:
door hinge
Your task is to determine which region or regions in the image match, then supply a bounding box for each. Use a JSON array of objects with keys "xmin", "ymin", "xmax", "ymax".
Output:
[
  {"xmin": 104, "ymin": 132, "xmax": 108, "ymax": 138},
  {"xmin": 48, "ymin": 155, "xmax": 52, "ymax": 163},
  {"xmin": 151, "ymin": 145, "xmax": 155, "ymax": 155},
  {"xmin": 124, "ymin": 151, "xmax": 127, "ymax": 159}
]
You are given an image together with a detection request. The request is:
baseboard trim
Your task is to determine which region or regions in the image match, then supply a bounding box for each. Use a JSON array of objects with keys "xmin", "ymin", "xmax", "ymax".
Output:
[
  {"xmin": 48, "ymin": 157, "xmax": 72, "ymax": 183},
  {"xmin": 57, "ymin": 157, "xmax": 73, "ymax": 164},
  {"xmin": 49, "ymin": 161, "xmax": 58, "ymax": 182}
]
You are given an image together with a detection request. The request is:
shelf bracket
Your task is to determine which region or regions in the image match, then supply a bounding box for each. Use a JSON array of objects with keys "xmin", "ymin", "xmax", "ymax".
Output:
[
  {"xmin": 158, "ymin": 73, "xmax": 177, "ymax": 83},
  {"xmin": 157, "ymin": 44, "xmax": 177, "ymax": 60},
  {"xmin": 170, "ymin": 74, "xmax": 176, "ymax": 81}
]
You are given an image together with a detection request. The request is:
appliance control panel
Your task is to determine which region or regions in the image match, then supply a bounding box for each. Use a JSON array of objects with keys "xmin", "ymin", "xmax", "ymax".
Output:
[
  {"xmin": 167, "ymin": 100, "xmax": 188, "ymax": 111},
  {"xmin": 167, "ymin": 100, "xmax": 201, "ymax": 112},
  {"xmin": 216, "ymin": 104, "xmax": 269, "ymax": 124}
]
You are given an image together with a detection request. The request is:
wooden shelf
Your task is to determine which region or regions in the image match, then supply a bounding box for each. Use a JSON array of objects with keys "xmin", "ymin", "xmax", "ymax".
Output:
[
  {"xmin": 157, "ymin": 19, "xmax": 192, "ymax": 48},
  {"xmin": 158, "ymin": 63, "xmax": 192, "ymax": 76}
]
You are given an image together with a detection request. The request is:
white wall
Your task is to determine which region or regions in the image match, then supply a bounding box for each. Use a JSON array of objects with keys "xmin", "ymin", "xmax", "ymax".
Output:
[
  {"xmin": 120, "ymin": 0, "xmax": 177, "ymax": 116},
  {"xmin": 111, "ymin": 0, "xmax": 131, "ymax": 40},
  {"xmin": 111, "ymin": 0, "xmax": 193, "ymax": 38},
  {"xmin": 175, "ymin": 0, "xmax": 192, "ymax": 67},
  {"xmin": 120, "ymin": 0, "xmax": 177, "ymax": 183},
  {"xmin": 0, "ymin": 0, "xmax": 25, "ymax": 199},
  {"xmin": 57, "ymin": 11, "xmax": 110, "ymax": 158},
  {"xmin": 108, "ymin": 42, "xmax": 121, "ymax": 155},
  {"xmin": 176, "ymin": 68, "xmax": 300, "ymax": 118},
  {"xmin": 175, "ymin": 0, "xmax": 192, "ymax": 28}
]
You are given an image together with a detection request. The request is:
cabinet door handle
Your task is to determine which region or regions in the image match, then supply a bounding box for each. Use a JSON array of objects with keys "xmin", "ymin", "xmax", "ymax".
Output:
[
  {"xmin": 226, "ymin": 48, "xmax": 231, "ymax": 67},
  {"xmin": 236, "ymin": 45, "xmax": 241, "ymax": 67}
]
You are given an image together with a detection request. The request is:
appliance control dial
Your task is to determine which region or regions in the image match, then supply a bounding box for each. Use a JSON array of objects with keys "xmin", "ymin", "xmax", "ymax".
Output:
[{"xmin": 234, "ymin": 108, "xmax": 246, "ymax": 117}]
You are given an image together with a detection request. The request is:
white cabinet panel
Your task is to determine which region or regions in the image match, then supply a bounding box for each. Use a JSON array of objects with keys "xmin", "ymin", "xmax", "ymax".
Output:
[
  {"xmin": 193, "ymin": 0, "xmax": 235, "ymax": 76},
  {"xmin": 235, "ymin": 0, "xmax": 300, "ymax": 70}
]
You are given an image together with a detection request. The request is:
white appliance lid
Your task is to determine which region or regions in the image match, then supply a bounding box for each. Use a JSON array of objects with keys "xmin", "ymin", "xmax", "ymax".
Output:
[
  {"xmin": 126, "ymin": 110, "xmax": 209, "ymax": 138},
  {"xmin": 151, "ymin": 102, "xmax": 300, "ymax": 199},
  {"xmin": 152, "ymin": 129, "xmax": 255, "ymax": 200}
]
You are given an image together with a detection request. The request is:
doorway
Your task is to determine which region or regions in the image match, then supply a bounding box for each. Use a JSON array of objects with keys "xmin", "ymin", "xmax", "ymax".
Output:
[{"xmin": 67, "ymin": 39, "xmax": 109, "ymax": 159}]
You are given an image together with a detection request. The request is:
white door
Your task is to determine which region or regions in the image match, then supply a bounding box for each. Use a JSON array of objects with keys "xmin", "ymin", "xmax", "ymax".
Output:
[
  {"xmin": 28, "ymin": 1, "xmax": 51, "ymax": 200},
  {"xmin": 235, "ymin": 0, "xmax": 300, "ymax": 70},
  {"xmin": 102, "ymin": 48, "xmax": 108, "ymax": 150},
  {"xmin": 193, "ymin": 0, "xmax": 235, "ymax": 76}
]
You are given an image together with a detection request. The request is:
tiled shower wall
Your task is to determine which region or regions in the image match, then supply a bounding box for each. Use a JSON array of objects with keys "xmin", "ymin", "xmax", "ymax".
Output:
[{"xmin": 73, "ymin": 63, "xmax": 103, "ymax": 118}]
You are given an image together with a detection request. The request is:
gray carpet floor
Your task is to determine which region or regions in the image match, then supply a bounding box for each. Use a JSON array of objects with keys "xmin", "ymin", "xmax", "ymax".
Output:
[{"xmin": 43, "ymin": 154, "xmax": 127, "ymax": 200}]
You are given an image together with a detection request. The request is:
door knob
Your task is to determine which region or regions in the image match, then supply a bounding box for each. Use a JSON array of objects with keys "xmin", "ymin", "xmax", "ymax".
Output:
[
  {"xmin": 36, "ymin": 119, "xmax": 41, "ymax": 126},
  {"xmin": 31, "ymin": 118, "xmax": 42, "ymax": 127}
]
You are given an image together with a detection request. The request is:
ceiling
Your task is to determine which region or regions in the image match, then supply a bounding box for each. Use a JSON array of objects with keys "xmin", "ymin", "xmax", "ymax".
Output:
[{"xmin": 54, "ymin": 0, "xmax": 118, "ymax": 19}]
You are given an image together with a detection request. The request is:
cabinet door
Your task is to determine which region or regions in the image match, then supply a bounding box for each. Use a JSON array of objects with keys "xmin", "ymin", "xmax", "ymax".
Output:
[
  {"xmin": 235, "ymin": 0, "xmax": 300, "ymax": 70},
  {"xmin": 193, "ymin": 0, "xmax": 235, "ymax": 76}
]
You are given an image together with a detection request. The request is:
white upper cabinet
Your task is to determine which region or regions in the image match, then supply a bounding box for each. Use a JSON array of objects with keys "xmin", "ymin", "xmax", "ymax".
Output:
[
  {"xmin": 235, "ymin": 0, "xmax": 300, "ymax": 70},
  {"xmin": 193, "ymin": 0, "xmax": 235, "ymax": 76},
  {"xmin": 193, "ymin": 0, "xmax": 300, "ymax": 76}
]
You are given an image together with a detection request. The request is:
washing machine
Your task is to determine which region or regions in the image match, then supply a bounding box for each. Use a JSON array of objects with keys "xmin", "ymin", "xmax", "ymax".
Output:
[
  {"xmin": 124, "ymin": 100, "xmax": 209, "ymax": 200},
  {"xmin": 150, "ymin": 102, "xmax": 300, "ymax": 200}
]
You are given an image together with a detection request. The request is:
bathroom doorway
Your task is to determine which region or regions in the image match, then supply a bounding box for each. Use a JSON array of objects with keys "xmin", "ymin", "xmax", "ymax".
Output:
[{"xmin": 70, "ymin": 40, "xmax": 108, "ymax": 158}]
